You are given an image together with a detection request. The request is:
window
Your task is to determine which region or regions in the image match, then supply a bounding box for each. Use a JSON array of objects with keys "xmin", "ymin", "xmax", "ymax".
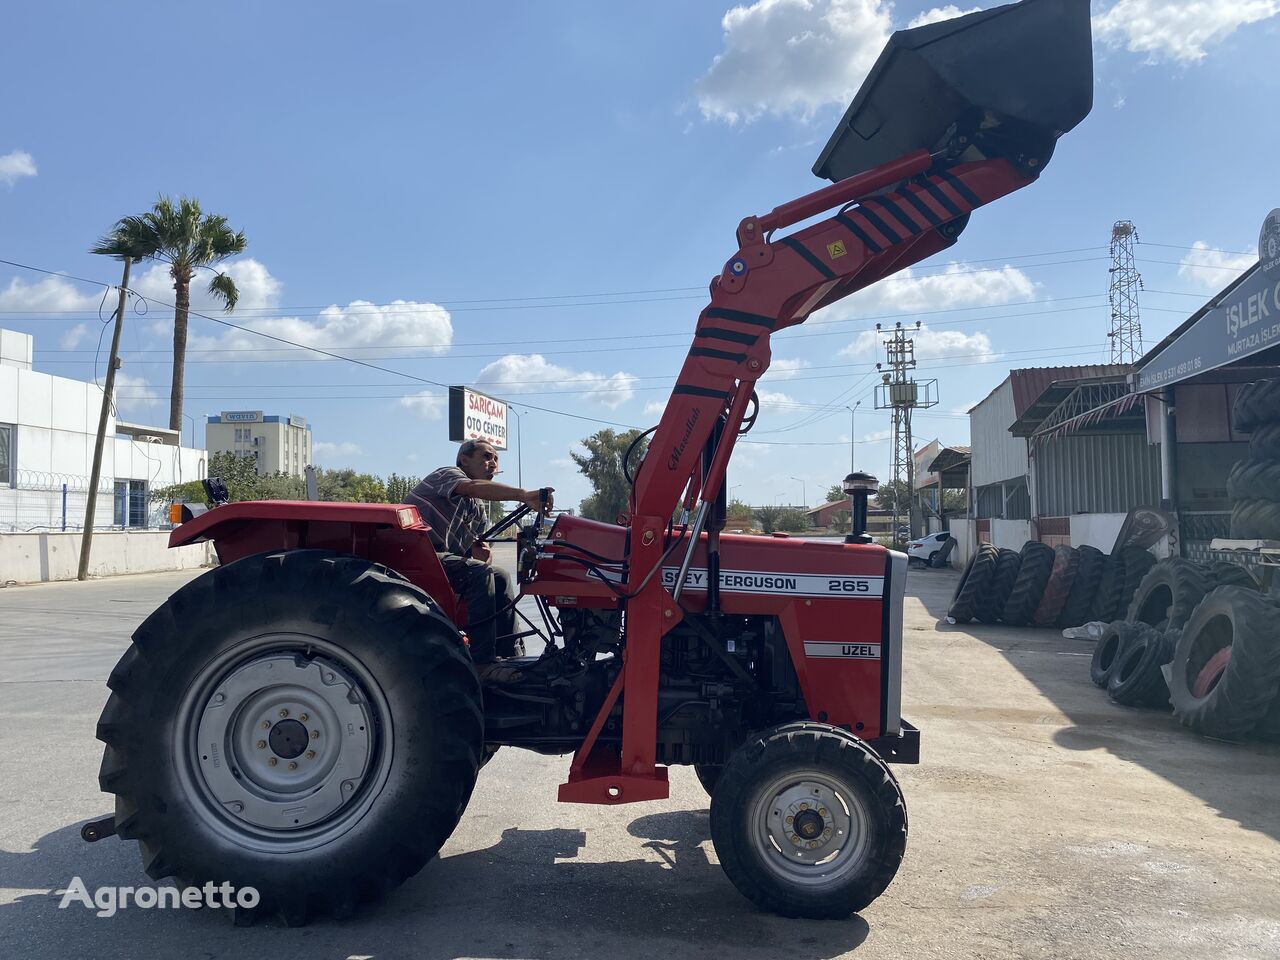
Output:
[
  {"xmin": 0, "ymin": 423, "xmax": 12, "ymax": 487},
  {"xmin": 113, "ymin": 480, "xmax": 149, "ymax": 528}
]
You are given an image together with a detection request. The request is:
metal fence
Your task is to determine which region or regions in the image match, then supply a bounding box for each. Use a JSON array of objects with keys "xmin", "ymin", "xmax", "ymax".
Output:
[{"xmin": 0, "ymin": 470, "xmax": 165, "ymax": 533}]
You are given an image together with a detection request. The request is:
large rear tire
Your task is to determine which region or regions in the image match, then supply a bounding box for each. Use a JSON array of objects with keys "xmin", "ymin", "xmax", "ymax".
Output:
[
  {"xmin": 975, "ymin": 548, "xmax": 1021, "ymax": 624},
  {"xmin": 1125, "ymin": 557, "xmax": 1211, "ymax": 632},
  {"xmin": 1033, "ymin": 545, "xmax": 1079, "ymax": 626},
  {"xmin": 710, "ymin": 722, "xmax": 906, "ymax": 919},
  {"xmin": 1057, "ymin": 544, "xmax": 1104, "ymax": 628},
  {"xmin": 1001, "ymin": 541, "xmax": 1054, "ymax": 626},
  {"xmin": 96, "ymin": 550, "xmax": 483, "ymax": 925},
  {"xmin": 947, "ymin": 543, "xmax": 998, "ymax": 623}
]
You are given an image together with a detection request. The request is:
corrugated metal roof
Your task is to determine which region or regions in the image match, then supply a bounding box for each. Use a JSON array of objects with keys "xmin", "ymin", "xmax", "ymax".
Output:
[{"xmin": 1008, "ymin": 365, "xmax": 1130, "ymax": 417}]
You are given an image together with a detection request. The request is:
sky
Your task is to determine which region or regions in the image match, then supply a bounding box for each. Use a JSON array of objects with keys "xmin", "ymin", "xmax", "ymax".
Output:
[{"xmin": 1, "ymin": 0, "xmax": 1278, "ymax": 511}]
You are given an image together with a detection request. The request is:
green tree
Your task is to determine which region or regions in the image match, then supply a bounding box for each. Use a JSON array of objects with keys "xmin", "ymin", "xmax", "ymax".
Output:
[
  {"xmin": 150, "ymin": 451, "xmax": 262, "ymax": 505},
  {"xmin": 92, "ymin": 196, "xmax": 247, "ymax": 432},
  {"xmin": 754, "ymin": 504, "xmax": 783, "ymax": 534},
  {"xmin": 727, "ymin": 498, "xmax": 754, "ymax": 522},
  {"xmin": 942, "ymin": 488, "xmax": 967, "ymax": 515},
  {"xmin": 386, "ymin": 472, "xmax": 414, "ymax": 503},
  {"xmin": 776, "ymin": 507, "xmax": 810, "ymax": 533},
  {"xmin": 875, "ymin": 479, "xmax": 912, "ymax": 517},
  {"xmin": 257, "ymin": 472, "xmax": 307, "ymax": 500},
  {"xmin": 571, "ymin": 428, "xmax": 649, "ymax": 523},
  {"xmin": 317, "ymin": 468, "xmax": 387, "ymax": 503},
  {"xmin": 825, "ymin": 484, "xmax": 847, "ymax": 505}
]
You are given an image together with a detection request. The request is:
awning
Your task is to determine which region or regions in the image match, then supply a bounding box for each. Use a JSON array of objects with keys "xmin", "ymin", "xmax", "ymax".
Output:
[{"xmin": 1029, "ymin": 391, "xmax": 1144, "ymax": 450}]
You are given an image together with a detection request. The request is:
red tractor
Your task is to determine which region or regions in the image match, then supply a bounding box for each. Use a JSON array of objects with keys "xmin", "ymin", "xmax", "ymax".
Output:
[{"xmin": 88, "ymin": 0, "xmax": 1092, "ymax": 924}]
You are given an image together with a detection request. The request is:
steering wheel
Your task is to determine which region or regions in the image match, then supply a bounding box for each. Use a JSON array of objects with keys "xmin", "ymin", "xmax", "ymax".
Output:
[{"xmin": 476, "ymin": 488, "xmax": 552, "ymax": 543}]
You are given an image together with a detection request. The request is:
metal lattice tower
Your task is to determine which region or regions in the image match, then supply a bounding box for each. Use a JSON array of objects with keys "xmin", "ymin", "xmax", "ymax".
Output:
[
  {"xmin": 874, "ymin": 322, "xmax": 937, "ymax": 539},
  {"xmin": 1107, "ymin": 220, "xmax": 1144, "ymax": 363}
]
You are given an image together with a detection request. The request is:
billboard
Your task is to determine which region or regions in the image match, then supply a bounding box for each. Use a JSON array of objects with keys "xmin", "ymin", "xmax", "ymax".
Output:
[
  {"xmin": 222, "ymin": 410, "xmax": 263, "ymax": 423},
  {"xmin": 448, "ymin": 386, "xmax": 508, "ymax": 450}
]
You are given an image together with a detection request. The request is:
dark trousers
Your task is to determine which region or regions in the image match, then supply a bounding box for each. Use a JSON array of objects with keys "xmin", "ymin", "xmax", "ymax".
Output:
[{"xmin": 439, "ymin": 553, "xmax": 516, "ymax": 662}]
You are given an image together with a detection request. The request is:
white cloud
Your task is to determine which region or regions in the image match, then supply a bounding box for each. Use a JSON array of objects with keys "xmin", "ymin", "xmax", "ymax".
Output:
[
  {"xmin": 643, "ymin": 399, "xmax": 667, "ymax": 417},
  {"xmin": 1177, "ymin": 241, "xmax": 1257, "ymax": 290},
  {"xmin": 60, "ymin": 324, "xmax": 89, "ymax": 349},
  {"xmin": 313, "ymin": 440, "xmax": 363, "ymax": 461},
  {"xmin": 132, "ymin": 257, "xmax": 282, "ymax": 313},
  {"xmin": 757, "ymin": 389, "xmax": 796, "ymax": 405},
  {"xmin": 108, "ymin": 372, "xmax": 161, "ymax": 417},
  {"xmin": 770, "ymin": 357, "xmax": 809, "ymax": 379},
  {"xmin": 839, "ymin": 324, "xmax": 994, "ymax": 361},
  {"xmin": 399, "ymin": 391, "xmax": 447, "ymax": 420},
  {"xmin": 1094, "ymin": 0, "xmax": 1279, "ymax": 62},
  {"xmin": 907, "ymin": 5, "xmax": 981, "ymax": 28},
  {"xmin": 0, "ymin": 150, "xmax": 36, "ymax": 186},
  {"xmin": 861, "ymin": 429, "xmax": 891, "ymax": 442},
  {"xmin": 695, "ymin": 0, "xmax": 893, "ymax": 123},
  {"xmin": 476, "ymin": 354, "xmax": 637, "ymax": 409},
  {"xmin": 0, "ymin": 275, "xmax": 101, "ymax": 312}
]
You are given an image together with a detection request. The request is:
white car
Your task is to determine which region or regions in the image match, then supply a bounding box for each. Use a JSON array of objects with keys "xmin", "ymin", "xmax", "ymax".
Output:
[{"xmin": 907, "ymin": 532, "xmax": 953, "ymax": 567}]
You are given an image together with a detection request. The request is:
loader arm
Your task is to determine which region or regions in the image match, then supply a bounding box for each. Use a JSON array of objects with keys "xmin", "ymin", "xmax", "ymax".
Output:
[{"xmin": 557, "ymin": 151, "xmax": 1042, "ymax": 804}]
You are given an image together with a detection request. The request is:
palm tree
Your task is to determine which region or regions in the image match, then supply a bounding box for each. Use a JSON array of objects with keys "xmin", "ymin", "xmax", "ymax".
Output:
[{"xmin": 92, "ymin": 196, "xmax": 247, "ymax": 431}]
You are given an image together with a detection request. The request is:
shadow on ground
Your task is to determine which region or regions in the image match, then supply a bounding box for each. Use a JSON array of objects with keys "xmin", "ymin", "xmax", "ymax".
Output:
[
  {"xmin": 1, "ymin": 812, "xmax": 870, "ymax": 959},
  {"xmin": 905, "ymin": 566, "xmax": 1280, "ymax": 844}
]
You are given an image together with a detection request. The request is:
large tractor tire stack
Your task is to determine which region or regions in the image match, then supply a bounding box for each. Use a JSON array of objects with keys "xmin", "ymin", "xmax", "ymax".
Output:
[
  {"xmin": 946, "ymin": 540, "xmax": 1154, "ymax": 630},
  {"xmin": 1228, "ymin": 379, "xmax": 1280, "ymax": 540}
]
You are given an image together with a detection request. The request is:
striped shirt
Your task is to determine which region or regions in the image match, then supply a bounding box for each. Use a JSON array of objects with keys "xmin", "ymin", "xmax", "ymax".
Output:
[{"xmin": 404, "ymin": 466, "xmax": 486, "ymax": 554}]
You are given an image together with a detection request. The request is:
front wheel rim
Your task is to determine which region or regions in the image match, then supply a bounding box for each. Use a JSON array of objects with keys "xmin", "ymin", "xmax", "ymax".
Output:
[
  {"xmin": 175, "ymin": 633, "xmax": 394, "ymax": 853},
  {"xmin": 748, "ymin": 770, "xmax": 872, "ymax": 887}
]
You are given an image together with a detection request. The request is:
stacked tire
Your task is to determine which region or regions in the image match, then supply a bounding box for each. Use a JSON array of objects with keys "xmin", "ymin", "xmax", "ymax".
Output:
[
  {"xmin": 944, "ymin": 540, "xmax": 1157, "ymax": 630},
  {"xmin": 1228, "ymin": 379, "xmax": 1280, "ymax": 539}
]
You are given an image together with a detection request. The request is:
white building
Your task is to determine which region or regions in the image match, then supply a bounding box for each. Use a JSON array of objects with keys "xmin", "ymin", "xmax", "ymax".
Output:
[
  {"xmin": 0, "ymin": 328, "xmax": 207, "ymax": 534},
  {"xmin": 206, "ymin": 410, "xmax": 312, "ymax": 477}
]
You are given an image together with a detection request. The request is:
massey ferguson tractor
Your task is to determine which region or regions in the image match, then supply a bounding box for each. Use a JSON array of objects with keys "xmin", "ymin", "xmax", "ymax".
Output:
[{"xmin": 87, "ymin": 0, "xmax": 1093, "ymax": 924}]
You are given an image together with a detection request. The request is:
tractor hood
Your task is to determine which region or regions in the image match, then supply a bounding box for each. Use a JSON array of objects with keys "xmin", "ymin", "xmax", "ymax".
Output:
[{"xmin": 813, "ymin": 0, "xmax": 1093, "ymax": 182}]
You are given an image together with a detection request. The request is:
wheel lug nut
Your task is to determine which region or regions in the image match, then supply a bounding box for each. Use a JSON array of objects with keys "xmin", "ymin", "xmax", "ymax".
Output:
[
  {"xmin": 268, "ymin": 757, "xmax": 278, "ymax": 767},
  {"xmin": 261, "ymin": 720, "xmax": 271, "ymax": 729},
  {"xmin": 305, "ymin": 750, "xmax": 316, "ymax": 760},
  {"xmin": 287, "ymin": 761, "xmax": 298, "ymax": 771},
  {"xmin": 311, "ymin": 730, "xmax": 320, "ymax": 739},
  {"xmin": 256, "ymin": 740, "xmax": 267, "ymax": 749},
  {"xmin": 299, "ymin": 713, "xmax": 308, "ymax": 722},
  {"xmin": 278, "ymin": 709, "xmax": 289, "ymax": 718}
]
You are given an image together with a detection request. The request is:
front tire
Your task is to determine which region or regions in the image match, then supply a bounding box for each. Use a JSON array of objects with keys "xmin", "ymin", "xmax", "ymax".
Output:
[
  {"xmin": 710, "ymin": 722, "xmax": 906, "ymax": 919},
  {"xmin": 96, "ymin": 550, "xmax": 483, "ymax": 924}
]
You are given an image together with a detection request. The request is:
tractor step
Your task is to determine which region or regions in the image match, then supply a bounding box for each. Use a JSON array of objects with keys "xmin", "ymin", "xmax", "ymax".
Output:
[
  {"xmin": 80, "ymin": 814, "xmax": 116, "ymax": 843},
  {"xmin": 558, "ymin": 750, "xmax": 670, "ymax": 805}
]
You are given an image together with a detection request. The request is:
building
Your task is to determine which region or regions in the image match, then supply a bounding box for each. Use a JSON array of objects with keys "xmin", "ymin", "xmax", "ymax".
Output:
[
  {"xmin": 0, "ymin": 327, "xmax": 207, "ymax": 534},
  {"xmin": 962, "ymin": 364, "xmax": 1158, "ymax": 559},
  {"xmin": 206, "ymin": 411, "xmax": 312, "ymax": 477}
]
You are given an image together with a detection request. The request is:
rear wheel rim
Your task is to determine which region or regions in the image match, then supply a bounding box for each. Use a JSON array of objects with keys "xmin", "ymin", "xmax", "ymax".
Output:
[
  {"xmin": 748, "ymin": 770, "xmax": 871, "ymax": 887},
  {"xmin": 175, "ymin": 633, "xmax": 394, "ymax": 853}
]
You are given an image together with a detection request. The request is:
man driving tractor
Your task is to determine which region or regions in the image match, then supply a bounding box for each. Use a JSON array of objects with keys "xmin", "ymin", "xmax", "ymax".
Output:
[{"xmin": 403, "ymin": 439, "xmax": 554, "ymax": 662}]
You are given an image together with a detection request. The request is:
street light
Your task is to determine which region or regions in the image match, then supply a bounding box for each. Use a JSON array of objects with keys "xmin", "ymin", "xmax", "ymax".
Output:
[
  {"xmin": 507, "ymin": 406, "xmax": 523, "ymax": 487},
  {"xmin": 789, "ymin": 476, "xmax": 806, "ymax": 509},
  {"xmin": 843, "ymin": 471, "xmax": 879, "ymax": 545},
  {"xmin": 844, "ymin": 402, "xmax": 861, "ymax": 474},
  {"xmin": 182, "ymin": 413, "xmax": 195, "ymax": 450}
]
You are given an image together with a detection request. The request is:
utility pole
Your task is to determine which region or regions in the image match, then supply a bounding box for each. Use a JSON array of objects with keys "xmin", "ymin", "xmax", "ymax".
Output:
[
  {"xmin": 845, "ymin": 401, "xmax": 861, "ymax": 473},
  {"xmin": 1107, "ymin": 220, "xmax": 1143, "ymax": 363},
  {"xmin": 874, "ymin": 322, "xmax": 936, "ymax": 541},
  {"xmin": 79, "ymin": 258, "xmax": 132, "ymax": 581},
  {"xmin": 509, "ymin": 406, "xmax": 523, "ymax": 487}
]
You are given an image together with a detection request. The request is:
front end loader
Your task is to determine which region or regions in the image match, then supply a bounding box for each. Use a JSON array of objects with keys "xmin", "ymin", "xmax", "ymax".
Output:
[{"xmin": 87, "ymin": 0, "xmax": 1093, "ymax": 924}]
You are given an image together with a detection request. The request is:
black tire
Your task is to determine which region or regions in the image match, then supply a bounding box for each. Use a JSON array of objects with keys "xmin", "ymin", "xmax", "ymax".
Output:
[
  {"xmin": 1169, "ymin": 586, "xmax": 1280, "ymax": 738},
  {"xmin": 96, "ymin": 550, "xmax": 484, "ymax": 925},
  {"xmin": 710, "ymin": 722, "xmax": 906, "ymax": 919},
  {"xmin": 1091, "ymin": 553, "xmax": 1127, "ymax": 623},
  {"xmin": 975, "ymin": 548, "xmax": 1020, "ymax": 624},
  {"xmin": 1206, "ymin": 560, "xmax": 1257, "ymax": 590},
  {"xmin": 694, "ymin": 764, "xmax": 722, "ymax": 798},
  {"xmin": 1231, "ymin": 378, "xmax": 1280, "ymax": 434},
  {"xmin": 1091, "ymin": 620, "xmax": 1139, "ymax": 688},
  {"xmin": 1107, "ymin": 624, "xmax": 1175, "ymax": 707},
  {"xmin": 1249, "ymin": 421, "xmax": 1280, "ymax": 460},
  {"xmin": 1057, "ymin": 545, "xmax": 1105, "ymax": 628},
  {"xmin": 947, "ymin": 543, "xmax": 999, "ymax": 623},
  {"xmin": 1227, "ymin": 459, "xmax": 1280, "ymax": 503},
  {"xmin": 1115, "ymin": 547, "xmax": 1156, "ymax": 615},
  {"xmin": 926, "ymin": 551, "xmax": 939, "ymax": 568},
  {"xmin": 1125, "ymin": 557, "xmax": 1212, "ymax": 632},
  {"xmin": 1231, "ymin": 498, "xmax": 1280, "ymax": 539},
  {"xmin": 1033, "ymin": 545, "xmax": 1079, "ymax": 627},
  {"xmin": 1000, "ymin": 541, "xmax": 1055, "ymax": 626}
]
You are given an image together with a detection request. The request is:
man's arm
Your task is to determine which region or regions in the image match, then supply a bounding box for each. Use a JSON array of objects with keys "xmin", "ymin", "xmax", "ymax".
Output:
[{"xmin": 455, "ymin": 480, "xmax": 554, "ymax": 513}]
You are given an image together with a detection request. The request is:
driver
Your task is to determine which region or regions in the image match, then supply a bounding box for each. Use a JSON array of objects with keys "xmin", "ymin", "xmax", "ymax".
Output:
[{"xmin": 403, "ymin": 440, "xmax": 554, "ymax": 663}]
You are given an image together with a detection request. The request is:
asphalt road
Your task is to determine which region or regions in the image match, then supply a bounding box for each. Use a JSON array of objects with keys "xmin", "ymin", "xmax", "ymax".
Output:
[{"xmin": 2, "ymin": 551, "xmax": 1279, "ymax": 959}]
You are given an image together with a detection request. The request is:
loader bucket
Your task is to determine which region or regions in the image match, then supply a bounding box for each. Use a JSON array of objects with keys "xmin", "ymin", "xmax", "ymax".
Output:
[{"xmin": 812, "ymin": 0, "xmax": 1093, "ymax": 183}]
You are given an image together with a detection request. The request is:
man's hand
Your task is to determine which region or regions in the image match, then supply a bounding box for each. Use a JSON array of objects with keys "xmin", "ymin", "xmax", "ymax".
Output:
[
  {"xmin": 471, "ymin": 541, "xmax": 492, "ymax": 562},
  {"xmin": 519, "ymin": 487, "xmax": 555, "ymax": 512}
]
